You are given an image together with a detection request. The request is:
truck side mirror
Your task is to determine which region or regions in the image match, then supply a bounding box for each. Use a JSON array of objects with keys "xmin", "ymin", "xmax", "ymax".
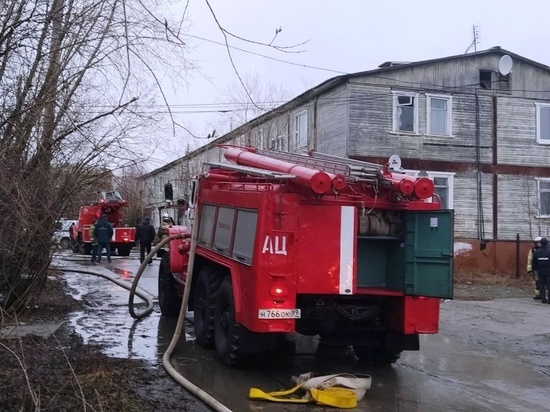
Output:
[
  {"xmin": 164, "ymin": 183, "xmax": 173, "ymax": 202},
  {"xmin": 190, "ymin": 180, "xmax": 197, "ymax": 206}
]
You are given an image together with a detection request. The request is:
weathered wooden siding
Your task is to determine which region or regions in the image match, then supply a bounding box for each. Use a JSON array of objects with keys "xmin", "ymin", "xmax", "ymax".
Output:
[
  {"xmin": 502, "ymin": 58, "xmax": 550, "ymax": 99},
  {"xmin": 498, "ymin": 175, "xmax": 550, "ymax": 240},
  {"xmin": 347, "ymin": 82, "xmax": 493, "ymax": 164},
  {"xmin": 315, "ymin": 86, "xmax": 348, "ymax": 157},
  {"xmin": 497, "ymin": 95, "xmax": 550, "ymax": 166},
  {"xmin": 453, "ymin": 173, "xmax": 493, "ymax": 239},
  {"xmin": 349, "ymin": 53, "xmax": 550, "ymax": 98}
]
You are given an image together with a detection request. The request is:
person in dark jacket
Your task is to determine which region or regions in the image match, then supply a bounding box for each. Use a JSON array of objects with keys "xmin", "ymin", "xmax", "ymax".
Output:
[
  {"xmin": 94, "ymin": 214, "xmax": 114, "ymax": 263},
  {"xmin": 89, "ymin": 220, "xmax": 99, "ymax": 263},
  {"xmin": 135, "ymin": 217, "xmax": 156, "ymax": 264},
  {"xmin": 533, "ymin": 237, "xmax": 550, "ymax": 304}
]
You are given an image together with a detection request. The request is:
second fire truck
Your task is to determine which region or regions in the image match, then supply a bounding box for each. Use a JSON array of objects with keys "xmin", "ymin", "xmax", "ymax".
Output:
[{"xmin": 71, "ymin": 190, "xmax": 136, "ymax": 256}]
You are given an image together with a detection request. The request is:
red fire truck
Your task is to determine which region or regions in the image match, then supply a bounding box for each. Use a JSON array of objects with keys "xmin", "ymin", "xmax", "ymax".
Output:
[
  {"xmin": 159, "ymin": 146, "xmax": 453, "ymax": 366},
  {"xmin": 71, "ymin": 190, "xmax": 136, "ymax": 256}
]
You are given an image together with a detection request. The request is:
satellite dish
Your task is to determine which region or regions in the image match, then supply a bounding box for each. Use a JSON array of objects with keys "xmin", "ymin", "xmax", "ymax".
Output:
[
  {"xmin": 498, "ymin": 55, "xmax": 513, "ymax": 75},
  {"xmin": 388, "ymin": 154, "xmax": 402, "ymax": 170}
]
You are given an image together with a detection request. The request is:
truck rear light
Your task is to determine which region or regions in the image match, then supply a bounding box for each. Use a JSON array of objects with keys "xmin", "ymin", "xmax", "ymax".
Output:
[{"xmin": 270, "ymin": 285, "xmax": 288, "ymax": 297}]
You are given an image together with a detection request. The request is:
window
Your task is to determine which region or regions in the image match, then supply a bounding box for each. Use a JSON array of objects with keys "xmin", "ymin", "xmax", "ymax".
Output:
[
  {"xmin": 535, "ymin": 103, "xmax": 550, "ymax": 144},
  {"xmin": 428, "ymin": 173, "xmax": 454, "ymax": 209},
  {"xmin": 402, "ymin": 170, "xmax": 454, "ymax": 209},
  {"xmin": 479, "ymin": 70, "xmax": 493, "ymax": 89},
  {"xmin": 295, "ymin": 111, "xmax": 308, "ymax": 148},
  {"xmin": 427, "ymin": 94, "xmax": 452, "ymax": 136},
  {"xmin": 392, "ymin": 92, "xmax": 418, "ymax": 133},
  {"xmin": 271, "ymin": 134, "xmax": 284, "ymax": 151},
  {"xmin": 254, "ymin": 128, "xmax": 264, "ymax": 149},
  {"xmin": 538, "ymin": 179, "xmax": 550, "ymax": 217}
]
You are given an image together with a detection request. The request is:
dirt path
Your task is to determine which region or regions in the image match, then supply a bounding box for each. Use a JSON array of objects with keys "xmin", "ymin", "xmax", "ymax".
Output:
[{"xmin": 0, "ymin": 272, "xmax": 535, "ymax": 411}]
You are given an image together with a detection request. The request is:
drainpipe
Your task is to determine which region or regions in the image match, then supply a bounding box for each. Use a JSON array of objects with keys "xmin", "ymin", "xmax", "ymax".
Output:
[
  {"xmin": 475, "ymin": 90, "xmax": 485, "ymax": 242},
  {"xmin": 312, "ymin": 96, "xmax": 318, "ymax": 152},
  {"xmin": 492, "ymin": 95, "xmax": 498, "ymax": 240}
]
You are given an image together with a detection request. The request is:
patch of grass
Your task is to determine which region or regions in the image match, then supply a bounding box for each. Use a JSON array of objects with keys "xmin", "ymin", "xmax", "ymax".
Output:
[{"xmin": 454, "ymin": 271, "xmax": 533, "ymax": 291}]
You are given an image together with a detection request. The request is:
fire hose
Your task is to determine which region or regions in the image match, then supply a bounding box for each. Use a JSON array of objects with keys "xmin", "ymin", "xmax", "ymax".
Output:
[
  {"xmin": 128, "ymin": 231, "xmax": 232, "ymax": 412},
  {"xmin": 56, "ymin": 234, "xmax": 231, "ymax": 411},
  {"xmin": 57, "ymin": 237, "xmax": 366, "ymax": 409}
]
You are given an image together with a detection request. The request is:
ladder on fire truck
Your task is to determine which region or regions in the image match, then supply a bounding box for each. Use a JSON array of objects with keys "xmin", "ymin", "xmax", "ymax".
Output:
[
  {"xmin": 254, "ymin": 148, "xmax": 386, "ymax": 184},
  {"xmin": 85, "ymin": 190, "xmax": 125, "ymax": 205},
  {"xmin": 208, "ymin": 146, "xmax": 400, "ymax": 188},
  {"xmin": 204, "ymin": 161, "xmax": 298, "ymax": 180}
]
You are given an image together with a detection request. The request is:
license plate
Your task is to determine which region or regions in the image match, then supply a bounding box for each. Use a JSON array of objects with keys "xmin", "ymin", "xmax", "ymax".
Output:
[{"xmin": 258, "ymin": 309, "xmax": 301, "ymax": 319}]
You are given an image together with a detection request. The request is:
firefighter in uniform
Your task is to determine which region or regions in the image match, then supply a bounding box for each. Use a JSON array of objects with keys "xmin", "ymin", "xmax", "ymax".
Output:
[
  {"xmin": 156, "ymin": 214, "xmax": 172, "ymax": 242},
  {"xmin": 527, "ymin": 236, "xmax": 543, "ymax": 300},
  {"xmin": 533, "ymin": 237, "xmax": 550, "ymax": 304}
]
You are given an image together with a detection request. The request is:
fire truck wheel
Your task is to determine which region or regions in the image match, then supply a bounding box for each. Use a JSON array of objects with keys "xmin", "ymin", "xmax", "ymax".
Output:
[
  {"xmin": 60, "ymin": 238, "xmax": 72, "ymax": 250},
  {"xmin": 81, "ymin": 244, "xmax": 92, "ymax": 255},
  {"xmin": 117, "ymin": 246, "xmax": 132, "ymax": 256},
  {"xmin": 158, "ymin": 254, "xmax": 182, "ymax": 316},
  {"xmin": 214, "ymin": 277, "xmax": 241, "ymax": 366},
  {"xmin": 352, "ymin": 345, "xmax": 401, "ymax": 365},
  {"xmin": 71, "ymin": 241, "xmax": 80, "ymax": 253},
  {"xmin": 193, "ymin": 265, "xmax": 222, "ymax": 348}
]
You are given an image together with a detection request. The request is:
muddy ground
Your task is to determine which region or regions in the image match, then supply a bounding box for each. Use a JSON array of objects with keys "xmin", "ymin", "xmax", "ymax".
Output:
[
  {"xmin": 0, "ymin": 272, "xmax": 205, "ymax": 412},
  {"xmin": 0, "ymin": 272, "xmax": 533, "ymax": 412}
]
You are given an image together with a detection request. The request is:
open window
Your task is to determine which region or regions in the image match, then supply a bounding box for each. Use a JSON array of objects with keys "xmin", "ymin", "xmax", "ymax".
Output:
[{"xmin": 392, "ymin": 92, "xmax": 419, "ymax": 133}]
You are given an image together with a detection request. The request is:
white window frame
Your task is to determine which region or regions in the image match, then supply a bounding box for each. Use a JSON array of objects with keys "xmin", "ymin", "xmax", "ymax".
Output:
[
  {"xmin": 535, "ymin": 102, "xmax": 550, "ymax": 144},
  {"xmin": 270, "ymin": 131, "xmax": 285, "ymax": 151},
  {"xmin": 392, "ymin": 91, "xmax": 419, "ymax": 134},
  {"xmin": 426, "ymin": 94, "xmax": 453, "ymax": 136},
  {"xmin": 254, "ymin": 128, "xmax": 264, "ymax": 149},
  {"xmin": 294, "ymin": 110, "xmax": 308, "ymax": 149},
  {"xmin": 402, "ymin": 169, "xmax": 454, "ymax": 209},
  {"xmin": 427, "ymin": 171, "xmax": 454, "ymax": 209},
  {"xmin": 536, "ymin": 178, "xmax": 550, "ymax": 217}
]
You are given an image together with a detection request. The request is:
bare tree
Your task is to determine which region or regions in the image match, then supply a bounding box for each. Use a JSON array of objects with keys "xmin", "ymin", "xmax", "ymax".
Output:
[{"xmin": 0, "ymin": 0, "xmax": 192, "ymax": 314}]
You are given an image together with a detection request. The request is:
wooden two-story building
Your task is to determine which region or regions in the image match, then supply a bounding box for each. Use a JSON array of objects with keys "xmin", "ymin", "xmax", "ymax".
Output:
[{"xmin": 141, "ymin": 46, "xmax": 550, "ymax": 276}]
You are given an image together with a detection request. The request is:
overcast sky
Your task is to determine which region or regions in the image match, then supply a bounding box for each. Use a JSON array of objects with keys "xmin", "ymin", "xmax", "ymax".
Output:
[{"xmin": 149, "ymin": 0, "xmax": 550, "ymax": 169}]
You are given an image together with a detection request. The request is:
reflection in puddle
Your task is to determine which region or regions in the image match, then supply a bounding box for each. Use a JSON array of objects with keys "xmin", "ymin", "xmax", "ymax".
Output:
[{"xmin": 63, "ymin": 270, "xmax": 195, "ymax": 366}]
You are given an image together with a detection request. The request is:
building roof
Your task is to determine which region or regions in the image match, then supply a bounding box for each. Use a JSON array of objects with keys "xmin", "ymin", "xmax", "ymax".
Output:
[{"xmin": 142, "ymin": 46, "xmax": 550, "ymax": 178}]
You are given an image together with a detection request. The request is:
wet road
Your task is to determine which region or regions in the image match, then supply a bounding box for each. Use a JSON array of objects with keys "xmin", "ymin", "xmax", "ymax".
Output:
[{"xmin": 54, "ymin": 251, "xmax": 550, "ymax": 412}]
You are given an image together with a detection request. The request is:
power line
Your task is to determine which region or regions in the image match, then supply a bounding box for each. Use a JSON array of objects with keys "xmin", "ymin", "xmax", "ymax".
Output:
[{"xmin": 183, "ymin": 31, "xmax": 347, "ymax": 75}]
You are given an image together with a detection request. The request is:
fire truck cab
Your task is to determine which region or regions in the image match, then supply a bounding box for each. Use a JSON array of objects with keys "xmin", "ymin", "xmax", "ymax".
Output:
[{"xmin": 159, "ymin": 147, "xmax": 453, "ymax": 366}]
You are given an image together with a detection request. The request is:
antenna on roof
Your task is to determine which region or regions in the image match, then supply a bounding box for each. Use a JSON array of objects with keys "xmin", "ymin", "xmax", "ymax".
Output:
[{"xmin": 465, "ymin": 25, "xmax": 480, "ymax": 54}]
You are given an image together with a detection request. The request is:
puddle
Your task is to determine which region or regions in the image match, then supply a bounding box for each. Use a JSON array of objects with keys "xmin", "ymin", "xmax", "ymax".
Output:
[{"xmin": 63, "ymin": 266, "xmax": 195, "ymax": 366}]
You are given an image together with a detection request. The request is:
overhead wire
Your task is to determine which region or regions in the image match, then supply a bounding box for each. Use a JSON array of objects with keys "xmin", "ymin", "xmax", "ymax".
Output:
[{"xmin": 39, "ymin": 76, "xmax": 550, "ymax": 116}]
